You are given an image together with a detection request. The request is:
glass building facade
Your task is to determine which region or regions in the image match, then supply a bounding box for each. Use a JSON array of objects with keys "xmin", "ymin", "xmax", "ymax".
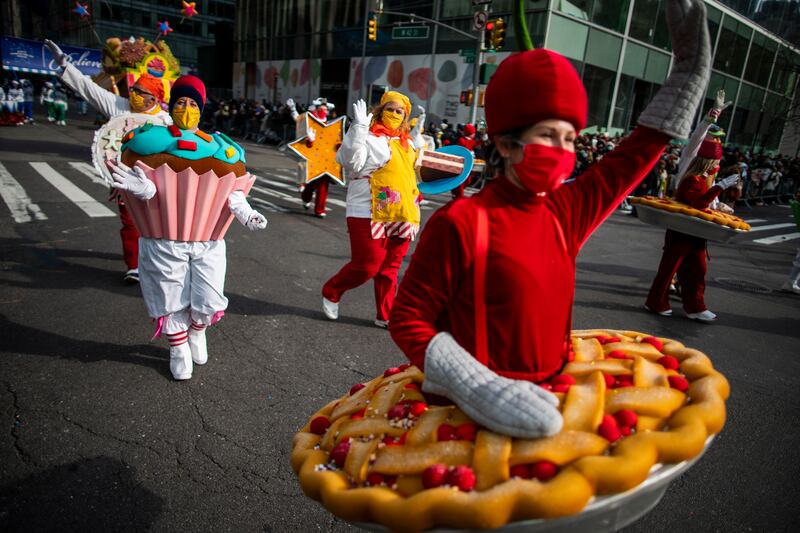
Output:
[{"xmin": 234, "ymin": 0, "xmax": 800, "ymax": 154}]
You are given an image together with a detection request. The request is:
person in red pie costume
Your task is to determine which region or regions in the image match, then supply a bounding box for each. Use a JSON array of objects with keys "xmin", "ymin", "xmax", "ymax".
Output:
[
  {"xmin": 389, "ymin": 0, "xmax": 712, "ymax": 438},
  {"xmin": 644, "ymin": 136, "xmax": 738, "ymax": 322}
]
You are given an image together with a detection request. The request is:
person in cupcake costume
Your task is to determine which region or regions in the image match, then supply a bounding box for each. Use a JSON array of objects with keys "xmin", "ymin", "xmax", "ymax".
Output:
[
  {"xmin": 322, "ymin": 92, "xmax": 426, "ymax": 327},
  {"xmin": 389, "ymin": 0, "xmax": 712, "ymax": 437},
  {"xmin": 107, "ymin": 75, "xmax": 267, "ymax": 380}
]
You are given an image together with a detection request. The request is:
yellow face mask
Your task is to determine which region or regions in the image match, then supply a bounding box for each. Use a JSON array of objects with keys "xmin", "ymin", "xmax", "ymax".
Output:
[
  {"xmin": 129, "ymin": 92, "xmax": 146, "ymax": 111},
  {"xmin": 172, "ymin": 107, "xmax": 201, "ymax": 130},
  {"xmin": 381, "ymin": 112, "xmax": 404, "ymax": 131}
]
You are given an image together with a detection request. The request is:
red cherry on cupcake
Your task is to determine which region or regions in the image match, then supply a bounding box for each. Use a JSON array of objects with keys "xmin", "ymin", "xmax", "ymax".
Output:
[
  {"xmin": 598, "ymin": 414, "xmax": 622, "ymax": 442},
  {"xmin": 657, "ymin": 355, "xmax": 680, "ymax": 371},
  {"xmin": 668, "ymin": 375, "xmax": 689, "ymax": 392},
  {"xmin": 309, "ymin": 416, "xmax": 331, "ymax": 435},
  {"xmin": 387, "ymin": 403, "xmax": 410, "ymax": 420},
  {"xmin": 607, "ymin": 350, "xmax": 631, "ymax": 360},
  {"xmin": 447, "ymin": 465, "xmax": 476, "ymax": 491},
  {"xmin": 398, "ymin": 363, "xmax": 412, "ymax": 371},
  {"xmin": 330, "ymin": 440, "xmax": 351, "ymax": 467},
  {"xmin": 422, "ymin": 464, "xmax": 449, "ymax": 489},
  {"xmin": 538, "ymin": 382, "xmax": 553, "ymax": 392},
  {"xmin": 530, "ymin": 461, "xmax": 558, "ymax": 481},
  {"xmin": 349, "ymin": 383, "xmax": 365, "ymax": 395},
  {"xmin": 350, "ymin": 408, "xmax": 366, "ymax": 419},
  {"xmin": 551, "ymin": 374, "xmax": 576, "ymax": 386}
]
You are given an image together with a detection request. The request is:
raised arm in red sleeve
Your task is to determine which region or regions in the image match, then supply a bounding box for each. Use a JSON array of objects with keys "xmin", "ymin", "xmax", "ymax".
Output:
[{"xmin": 548, "ymin": 127, "xmax": 670, "ymax": 251}]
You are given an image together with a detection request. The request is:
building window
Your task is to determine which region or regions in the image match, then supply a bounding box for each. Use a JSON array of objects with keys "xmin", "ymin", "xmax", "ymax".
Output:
[
  {"xmin": 713, "ymin": 16, "xmax": 752, "ymax": 78},
  {"xmin": 547, "ymin": 14, "xmax": 588, "ymax": 62},
  {"xmin": 707, "ymin": 4, "xmax": 722, "ymax": 48},
  {"xmin": 553, "ymin": 0, "xmax": 631, "ymax": 34},
  {"xmin": 584, "ymin": 28, "xmax": 622, "ymax": 71},
  {"xmin": 771, "ymin": 46, "xmax": 800, "ymax": 98},
  {"xmin": 582, "ymin": 63, "xmax": 616, "ymax": 129},
  {"xmin": 628, "ymin": 0, "xmax": 671, "ymax": 51},
  {"xmin": 744, "ymin": 33, "xmax": 777, "ymax": 88}
]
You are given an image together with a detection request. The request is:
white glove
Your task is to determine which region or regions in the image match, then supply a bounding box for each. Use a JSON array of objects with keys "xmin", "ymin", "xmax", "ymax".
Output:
[
  {"xmin": 228, "ymin": 190, "xmax": 267, "ymax": 231},
  {"xmin": 412, "ymin": 106, "xmax": 426, "ymax": 136},
  {"xmin": 637, "ymin": 0, "xmax": 711, "ymax": 139},
  {"xmin": 717, "ymin": 174, "xmax": 739, "ymax": 189},
  {"xmin": 306, "ymin": 127, "xmax": 316, "ymax": 143},
  {"xmin": 44, "ymin": 39, "xmax": 68, "ymax": 68},
  {"xmin": 352, "ymin": 99, "xmax": 372, "ymax": 127},
  {"xmin": 713, "ymin": 89, "xmax": 732, "ymax": 112},
  {"xmin": 108, "ymin": 162, "xmax": 155, "ymax": 201},
  {"xmin": 286, "ymin": 98, "xmax": 299, "ymax": 120},
  {"xmin": 422, "ymin": 332, "xmax": 563, "ymax": 439}
]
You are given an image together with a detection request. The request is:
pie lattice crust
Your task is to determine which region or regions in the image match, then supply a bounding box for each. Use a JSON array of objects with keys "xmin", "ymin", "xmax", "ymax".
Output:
[
  {"xmin": 291, "ymin": 330, "xmax": 729, "ymax": 532},
  {"xmin": 631, "ymin": 196, "xmax": 750, "ymax": 230}
]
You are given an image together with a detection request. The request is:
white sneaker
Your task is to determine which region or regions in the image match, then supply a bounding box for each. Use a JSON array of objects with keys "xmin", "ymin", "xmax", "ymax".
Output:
[
  {"xmin": 303, "ymin": 201, "xmax": 312, "ymax": 210},
  {"xmin": 687, "ymin": 310, "xmax": 717, "ymax": 322},
  {"xmin": 124, "ymin": 268, "xmax": 139, "ymax": 284},
  {"xmin": 316, "ymin": 212, "xmax": 326, "ymax": 218},
  {"xmin": 644, "ymin": 304, "xmax": 672, "ymax": 316},
  {"xmin": 374, "ymin": 319, "xmax": 389, "ymax": 328},
  {"xmin": 169, "ymin": 344, "xmax": 193, "ymax": 380},
  {"xmin": 322, "ymin": 297, "xmax": 339, "ymax": 320},
  {"xmin": 188, "ymin": 328, "xmax": 208, "ymax": 365}
]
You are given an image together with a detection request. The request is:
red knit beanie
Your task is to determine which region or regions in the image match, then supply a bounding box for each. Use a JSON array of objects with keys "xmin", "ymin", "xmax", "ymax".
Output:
[
  {"xmin": 464, "ymin": 124, "xmax": 476, "ymax": 136},
  {"xmin": 697, "ymin": 139, "xmax": 723, "ymax": 160},
  {"xmin": 169, "ymin": 75, "xmax": 207, "ymax": 113},
  {"xmin": 133, "ymin": 74, "xmax": 165, "ymax": 103},
  {"xmin": 485, "ymin": 49, "xmax": 587, "ymax": 137}
]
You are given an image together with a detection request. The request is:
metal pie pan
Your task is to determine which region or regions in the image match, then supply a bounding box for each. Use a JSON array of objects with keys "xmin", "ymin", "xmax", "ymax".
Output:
[
  {"xmin": 635, "ymin": 204, "xmax": 746, "ymax": 243},
  {"xmin": 351, "ymin": 437, "xmax": 714, "ymax": 533}
]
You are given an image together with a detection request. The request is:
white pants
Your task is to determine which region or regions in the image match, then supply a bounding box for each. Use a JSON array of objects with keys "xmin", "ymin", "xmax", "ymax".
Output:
[{"xmin": 139, "ymin": 238, "xmax": 228, "ymax": 334}]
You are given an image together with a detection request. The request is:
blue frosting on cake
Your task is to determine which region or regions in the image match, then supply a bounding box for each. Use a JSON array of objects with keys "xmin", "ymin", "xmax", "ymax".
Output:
[{"xmin": 121, "ymin": 124, "xmax": 246, "ymax": 165}]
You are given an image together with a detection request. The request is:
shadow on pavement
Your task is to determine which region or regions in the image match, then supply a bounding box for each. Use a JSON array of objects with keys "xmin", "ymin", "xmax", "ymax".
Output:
[
  {"xmin": 0, "ymin": 456, "xmax": 163, "ymax": 532},
  {"xmin": 0, "ymin": 314, "xmax": 172, "ymax": 379},
  {"xmin": 227, "ymin": 292, "xmax": 377, "ymax": 329},
  {"xmin": 0, "ymin": 138, "xmax": 90, "ymax": 159}
]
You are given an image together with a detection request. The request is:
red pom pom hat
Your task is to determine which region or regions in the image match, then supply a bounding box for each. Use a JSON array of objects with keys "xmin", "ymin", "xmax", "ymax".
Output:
[
  {"xmin": 169, "ymin": 75, "xmax": 207, "ymax": 114},
  {"xmin": 485, "ymin": 49, "xmax": 587, "ymax": 137}
]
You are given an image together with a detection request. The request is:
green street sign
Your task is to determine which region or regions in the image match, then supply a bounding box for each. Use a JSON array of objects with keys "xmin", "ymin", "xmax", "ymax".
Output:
[
  {"xmin": 392, "ymin": 26, "xmax": 430, "ymax": 39},
  {"xmin": 460, "ymin": 48, "xmax": 476, "ymax": 58},
  {"xmin": 464, "ymin": 55, "xmax": 475, "ymax": 64}
]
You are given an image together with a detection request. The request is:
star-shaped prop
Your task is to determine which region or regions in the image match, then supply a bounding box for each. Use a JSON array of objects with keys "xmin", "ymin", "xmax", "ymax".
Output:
[
  {"xmin": 72, "ymin": 2, "xmax": 90, "ymax": 18},
  {"xmin": 288, "ymin": 114, "xmax": 346, "ymax": 186},
  {"xmin": 181, "ymin": 1, "xmax": 199, "ymax": 18},
  {"xmin": 157, "ymin": 20, "xmax": 173, "ymax": 36}
]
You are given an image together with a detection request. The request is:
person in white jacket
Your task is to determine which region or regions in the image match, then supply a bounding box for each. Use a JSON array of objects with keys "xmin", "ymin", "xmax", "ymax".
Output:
[
  {"xmin": 45, "ymin": 39, "xmax": 171, "ymax": 283},
  {"xmin": 320, "ymin": 91, "xmax": 426, "ymax": 327}
]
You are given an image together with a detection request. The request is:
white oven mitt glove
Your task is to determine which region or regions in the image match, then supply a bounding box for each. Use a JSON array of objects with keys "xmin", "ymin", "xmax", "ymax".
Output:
[
  {"xmin": 286, "ymin": 98, "xmax": 299, "ymax": 121},
  {"xmin": 422, "ymin": 332, "xmax": 563, "ymax": 439},
  {"xmin": 411, "ymin": 105, "xmax": 426, "ymax": 136},
  {"xmin": 108, "ymin": 162, "xmax": 156, "ymax": 201},
  {"xmin": 637, "ymin": 0, "xmax": 711, "ymax": 139},
  {"xmin": 228, "ymin": 190, "xmax": 267, "ymax": 231}
]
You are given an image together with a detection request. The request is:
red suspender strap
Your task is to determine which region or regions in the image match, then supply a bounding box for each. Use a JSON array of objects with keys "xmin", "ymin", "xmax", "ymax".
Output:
[{"xmin": 474, "ymin": 205, "xmax": 489, "ymax": 366}]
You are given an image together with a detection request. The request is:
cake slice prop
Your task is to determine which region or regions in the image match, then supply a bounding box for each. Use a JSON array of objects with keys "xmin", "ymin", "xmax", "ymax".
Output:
[
  {"xmin": 416, "ymin": 145, "xmax": 474, "ymax": 195},
  {"xmin": 287, "ymin": 113, "xmax": 347, "ymax": 186},
  {"xmin": 92, "ymin": 112, "xmax": 169, "ymax": 186}
]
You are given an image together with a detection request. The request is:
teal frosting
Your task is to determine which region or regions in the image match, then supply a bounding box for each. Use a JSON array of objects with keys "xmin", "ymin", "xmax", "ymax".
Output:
[{"xmin": 121, "ymin": 124, "xmax": 246, "ymax": 165}]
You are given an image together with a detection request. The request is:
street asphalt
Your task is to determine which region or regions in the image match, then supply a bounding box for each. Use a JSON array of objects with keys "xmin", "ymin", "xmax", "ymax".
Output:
[{"xmin": 0, "ymin": 110, "xmax": 798, "ymax": 532}]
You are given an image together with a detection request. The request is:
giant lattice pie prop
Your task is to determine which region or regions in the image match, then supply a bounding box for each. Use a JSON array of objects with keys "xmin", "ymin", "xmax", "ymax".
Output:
[{"xmin": 291, "ymin": 330, "xmax": 729, "ymax": 531}]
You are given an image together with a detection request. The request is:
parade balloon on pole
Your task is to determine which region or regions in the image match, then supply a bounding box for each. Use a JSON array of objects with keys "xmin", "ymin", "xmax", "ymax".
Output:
[{"xmin": 72, "ymin": 2, "xmax": 90, "ymax": 18}]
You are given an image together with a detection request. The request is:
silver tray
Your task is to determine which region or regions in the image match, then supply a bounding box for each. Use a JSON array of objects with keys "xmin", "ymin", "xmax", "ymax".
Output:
[
  {"xmin": 635, "ymin": 204, "xmax": 746, "ymax": 243},
  {"xmin": 352, "ymin": 436, "xmax": 714, "ymax": 533}
]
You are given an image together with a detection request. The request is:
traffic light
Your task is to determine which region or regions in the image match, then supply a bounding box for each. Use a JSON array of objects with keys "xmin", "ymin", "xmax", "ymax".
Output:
[
  {"xmin": 460, "ymin": 89, "xmax": 474, "ymax": 106},
  {"xmin": 368, "ymin": 15, "xmax": 378, "ymax": 42},
  {"xmin": 484, "ymin": 19, "xmax": 495, "ymax": 51},
  {"xmin": 491, "ymin": 18, "xmax": 506, "ymax": 50}
]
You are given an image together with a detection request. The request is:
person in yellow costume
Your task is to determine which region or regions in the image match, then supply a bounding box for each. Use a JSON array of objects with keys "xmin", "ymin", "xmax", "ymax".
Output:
[{"xmin": 321, "ymin": 91, "xmax": 426, "ymax": 327}]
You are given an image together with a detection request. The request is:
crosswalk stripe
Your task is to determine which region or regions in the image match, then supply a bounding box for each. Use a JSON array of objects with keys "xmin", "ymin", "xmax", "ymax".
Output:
[
  {"xmin": 254, "ymin": 176, "xmax": 348, "ymax": 208},
  {"xmin": 743, "ymin": 218, "xmax": 767, "ymax": 223},
  {"xmin": 29, "ymin": 162, "xmax": 115, "ymax": 218},
  {"xmin": 249, "ymin": 196, "xmax": 289, "ymax": 213},
  {"xmin": 0, "ymin": 162, "xmax": 47, "ymax": 223},
  {"xmin": 68, "ymin": 162, "xmax": 107, "ymax": 187},
  {"xmin": 746, "ymin": 223, "xmax": 796, "ymax": 233},
  {"xmin": 753, "ymin": 232, "xmax": 800, "ymax": 245},
  {"xmin": 250, "ymin": 184, "xmax": 303, "ymax": 205}
]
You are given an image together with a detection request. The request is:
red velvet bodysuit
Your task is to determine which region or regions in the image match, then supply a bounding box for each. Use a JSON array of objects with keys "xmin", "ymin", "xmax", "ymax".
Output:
[{"xmin": 390, "ymin": 127, "xmax": 670, "ymax": 382}]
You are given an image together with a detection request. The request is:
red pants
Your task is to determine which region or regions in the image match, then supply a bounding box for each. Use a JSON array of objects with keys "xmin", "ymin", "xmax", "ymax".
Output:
[
  {"xmin": 646, "ymin": 230, "xmax": 708, "ymax": 314},
  {"xmin": 118, "ymin": 202, "xmax": 139, "ymax": 270},
  {"xmin": 301, "ymin": 178, "xmax": 330, "ymax": 215},
  {"xmin": 322, "ymin": 217, "xmax": 411, "ymax": 321}
]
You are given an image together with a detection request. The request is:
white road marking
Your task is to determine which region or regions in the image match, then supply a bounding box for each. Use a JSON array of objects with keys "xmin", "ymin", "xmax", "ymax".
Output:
[
  {"xmin": 746, "ymin": 223, "xmax": 796, "ymax": 233},
  {"xmin": 29, "ymin": 162, "xmax": 115, "ymax": 218},
  {"xmin": 254, "ymin": 176, "xmax": 347, "ymax": 208},
  {"xmin": 249, "ymin": 196, "xmax": 289, "ymax": 213},
  {"xmin": 743, "ymin": 218, "xmax": 766, "ymax": 223},
  {"xmin": 250, "ymin": 184, "xmax": 304, "ymax": 205},
  {"xmin": 753, "ymin": 232, "xmax": 800, "ymax": 245},
  {"xmin": 0, "ymin": 162, "xmax": 47, "ymax": 223},
  {"xmin": 68, "ymin": 162, "xmax": 107, "ymax": 187}
]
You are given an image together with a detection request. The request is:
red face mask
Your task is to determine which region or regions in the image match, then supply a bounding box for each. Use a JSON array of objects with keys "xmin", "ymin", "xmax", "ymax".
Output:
[{"xmin": 511, "ymin": 143, "xmax": 576, "ymax": 195}]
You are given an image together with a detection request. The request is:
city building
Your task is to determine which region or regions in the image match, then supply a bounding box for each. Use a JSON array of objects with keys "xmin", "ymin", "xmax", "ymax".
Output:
[
  {"xmin": 233, "ymin": 0, "xmax": 800, "ymax": 155},
  {"xmin": 1, "ymin": 0, "xmax": 236, "ymax": 91}
]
